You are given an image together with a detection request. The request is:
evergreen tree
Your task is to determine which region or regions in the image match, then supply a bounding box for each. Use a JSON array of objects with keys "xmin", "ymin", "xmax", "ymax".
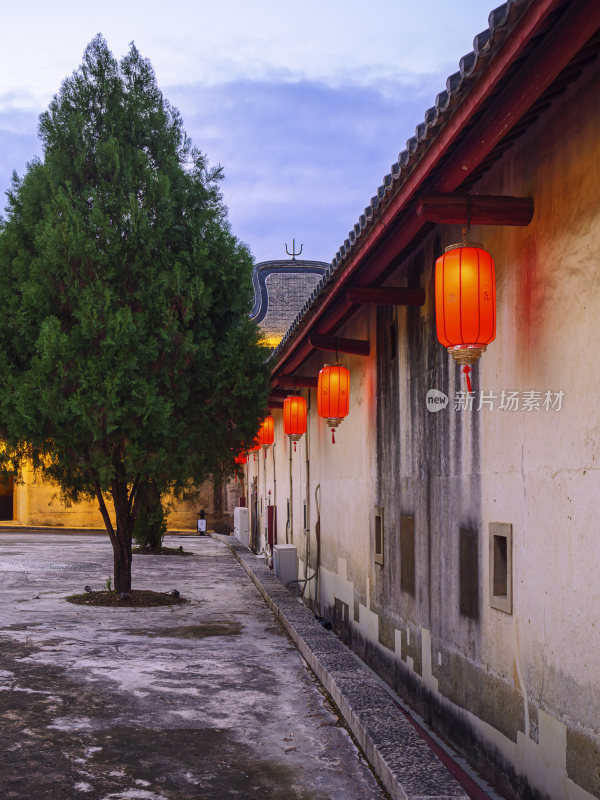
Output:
[{"xmin": 0, "ymin": 36, "xmax": 268, "ymax": 591}]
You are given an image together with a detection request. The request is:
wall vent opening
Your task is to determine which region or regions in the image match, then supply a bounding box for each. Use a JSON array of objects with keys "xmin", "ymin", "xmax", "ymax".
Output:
[
  {"xmin": 374, "ymin": 506, "xmax": 384, "ymax": 565},
  {"xmin": 489, "ymin": 522, "xmax": 513, "ymax": 614}
]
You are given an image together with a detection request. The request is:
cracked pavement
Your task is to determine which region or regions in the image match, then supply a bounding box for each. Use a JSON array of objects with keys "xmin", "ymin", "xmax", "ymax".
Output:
[{"xmin": 0, "ymin": 532, "xmax": 388, "ymax": 800}]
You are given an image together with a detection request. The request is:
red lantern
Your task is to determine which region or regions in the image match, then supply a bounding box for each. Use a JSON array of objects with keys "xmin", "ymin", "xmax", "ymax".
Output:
[
  {"xmin": 435, "ymin": 242, "xmax": 496, "ymax": 365},
  {"xmin": 234, "ymin": 452, "xmax": 246, "ymax": 483},
  {"xmin": 250, "ymin": 439, "xmax": 261, "ymax": 461},
  {"xmin": 317, "ymin": 364, "xmax": 349, "ymax": 443},
  {"xmin": 258, "ymin": 416, "xmax": 274, "ymax": 450},
  {"xmin": 283, "ymin": 395, "xmax": 307, "ymax": 452}
]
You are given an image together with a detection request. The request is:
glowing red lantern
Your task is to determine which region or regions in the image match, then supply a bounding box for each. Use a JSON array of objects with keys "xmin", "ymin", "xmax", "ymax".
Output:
[
  {"xmin": 435, "ymin": 242, "xmax": 496, "ymax": 365},
  {"xmin": 249, "ymin": 439, "xmax": 261, "ymax": 461},
  {"xmin": 317, "ymin": 364, "xmax": 349, "ymax": 443},
  {"xmin": 258, "ymin": 416, "xmax": 274, "ymax": 449},
  {"xmin": 283, "ymin": 396, "xmax": 307, "ymax": 451}
]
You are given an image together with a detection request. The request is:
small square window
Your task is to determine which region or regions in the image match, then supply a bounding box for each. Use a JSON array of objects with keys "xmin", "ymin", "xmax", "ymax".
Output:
[
  {"xmin": 489, "ymin": 522, "xmax": 512, "ymax": 614},
  {"xmin": 374, "ymin": 506, "xmax": 384, "ymax": 565}
]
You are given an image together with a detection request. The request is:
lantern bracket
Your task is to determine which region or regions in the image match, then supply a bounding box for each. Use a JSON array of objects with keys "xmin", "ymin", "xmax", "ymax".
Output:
[
  {"xmin": 416, "ymin": 194, "xmax": 534, "ymax": 227},
  {"xmin": 309, "ymin": 333, "xmax": 370, "ymax": 357}
]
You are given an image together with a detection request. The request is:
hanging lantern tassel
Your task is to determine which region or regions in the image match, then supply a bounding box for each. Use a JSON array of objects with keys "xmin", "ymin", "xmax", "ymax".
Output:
[
  {"xmin": 326, "ymin": 418, "xmax": 342, "ymax": 444},
  {"xmin": 293, "ymin": 441, "xmax": 297, "ymax": 452},
  {"xmin": 463, "ymin": 365, "xmax": 472, "ymax": 393}
]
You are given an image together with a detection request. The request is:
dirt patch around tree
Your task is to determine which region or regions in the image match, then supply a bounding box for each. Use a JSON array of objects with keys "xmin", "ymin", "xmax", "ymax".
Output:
[
  {"xmin": 66, "ymin": 589, "xmax": 187, "ymax": 607},
  {"xmin": 132, "ymin": 545, "xmax": 194, "ymax": 556}
]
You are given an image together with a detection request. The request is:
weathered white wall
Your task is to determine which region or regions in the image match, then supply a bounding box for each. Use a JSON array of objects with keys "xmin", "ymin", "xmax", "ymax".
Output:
[{"xmin": 249, "ymin": 55, "xmax": 600, "ymax": 800}]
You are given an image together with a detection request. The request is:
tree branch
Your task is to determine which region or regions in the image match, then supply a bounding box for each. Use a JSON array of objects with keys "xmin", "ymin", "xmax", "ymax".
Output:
[
  {"xmin": 128, "ymin": 473, "xmax": 141, "ymax": 517},
  {"xmin": 92, "ymin": 469, "xmax": 115, "ymax": 545}
]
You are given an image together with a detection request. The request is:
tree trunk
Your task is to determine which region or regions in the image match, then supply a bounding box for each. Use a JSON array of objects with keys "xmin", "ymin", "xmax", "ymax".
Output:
[
  {"xmin": 112, "ymin": 480, "xmax": 134, "ymax": 593},
  {"xmin": 94, "ymin": 470, "xmax": 135, "ymax": 593},
  {"xmin": 113, "ymin": 533, "xmax": 132, "ymax": 593}
]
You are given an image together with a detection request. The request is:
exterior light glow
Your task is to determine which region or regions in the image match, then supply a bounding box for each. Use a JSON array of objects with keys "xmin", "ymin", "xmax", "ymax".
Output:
[
  {"xmin": 317, "ymin": 364, "xmax": 349, "ymax": 443},
  {"xmin": 435, "ymin": 242, "xmax": 496, "ymax": 365},
  {"xmin": 258, "ymin": 416, "xmax": 275, "ymax": 449},
  {"xmin": 283, "ymin": 395, "xmax": 307, "ymax": 452}
]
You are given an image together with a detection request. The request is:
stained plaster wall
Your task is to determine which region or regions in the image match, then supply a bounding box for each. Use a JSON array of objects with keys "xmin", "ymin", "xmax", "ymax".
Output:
[
  {"xmin": 247, "ymin": 309, "xmax": 377, "ymax": 618},
  {"xmin": 252, "ymin": 59, "xmax": 600, "ymax": 800}
]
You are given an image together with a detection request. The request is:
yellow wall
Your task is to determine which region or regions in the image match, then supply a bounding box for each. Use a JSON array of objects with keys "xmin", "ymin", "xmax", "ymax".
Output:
[{"xmin": 10, "ymin": 462, "xmax": 221, "ymax": 531}]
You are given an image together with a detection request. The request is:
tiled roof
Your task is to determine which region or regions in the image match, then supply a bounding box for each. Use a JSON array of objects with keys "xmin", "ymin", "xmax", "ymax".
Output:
[
  {"xmin": 271, "ymin": 0, "xmax": 534, "ymax": 362},
  {"xmin": 250, "ymin": 259, "xmax": 328, "ymax": 323}
]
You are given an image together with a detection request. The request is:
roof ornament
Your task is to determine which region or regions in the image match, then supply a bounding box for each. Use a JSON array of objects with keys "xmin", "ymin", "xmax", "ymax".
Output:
[{"xmin": 285, "ymin": 239, "xmax": 303, "ymax": 260}]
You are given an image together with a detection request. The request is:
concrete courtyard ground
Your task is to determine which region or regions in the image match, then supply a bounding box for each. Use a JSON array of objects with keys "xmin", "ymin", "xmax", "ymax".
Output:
[{"xmin": 0, "ymin": 532, "xmax": 388, "ymax": 800}]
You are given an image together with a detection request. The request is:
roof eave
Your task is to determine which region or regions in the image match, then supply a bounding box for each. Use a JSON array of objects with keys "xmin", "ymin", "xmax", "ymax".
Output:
[{"xmin": 271, "ymin": 0, "xmax": 598, "ymax": 381}]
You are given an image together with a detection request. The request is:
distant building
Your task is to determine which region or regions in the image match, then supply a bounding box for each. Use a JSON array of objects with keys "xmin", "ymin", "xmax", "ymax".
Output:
[{"xmin": 250, "ymin": 254, "xmax": 327, "ymax": 348}]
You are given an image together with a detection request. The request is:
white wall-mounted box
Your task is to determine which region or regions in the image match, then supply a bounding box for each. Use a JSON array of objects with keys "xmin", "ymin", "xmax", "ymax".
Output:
[
  {"xmin": 234, "ymin": 507, "xmax": 249, "ymax": 547},
  {"xmin": 273, "ymin": 544, "xmax": 298, "ymax": 588}
]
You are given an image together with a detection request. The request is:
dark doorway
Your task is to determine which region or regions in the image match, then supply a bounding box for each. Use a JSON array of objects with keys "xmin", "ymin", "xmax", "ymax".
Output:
[
  {"xmin": 250, "ymin": 478, "xmax": 258, "ymax": 552},
  {"xmin": 0, "ymin": 474, "xmax": 14, "ymax": 520}
]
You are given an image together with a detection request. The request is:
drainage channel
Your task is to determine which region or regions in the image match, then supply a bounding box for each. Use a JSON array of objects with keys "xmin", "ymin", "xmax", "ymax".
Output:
[{"xmin": 347, "ymin": 648, "xmax": 507, "ymax": 800}]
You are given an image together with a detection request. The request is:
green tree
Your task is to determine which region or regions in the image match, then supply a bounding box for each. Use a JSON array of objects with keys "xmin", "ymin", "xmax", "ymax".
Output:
[
  {"xmin": 132, "ymin": 480, "xmax": 167, "ymax": 552},
  {"xmin": 0, "ymin": 36, "xmax": 269, "ymax": 591}
]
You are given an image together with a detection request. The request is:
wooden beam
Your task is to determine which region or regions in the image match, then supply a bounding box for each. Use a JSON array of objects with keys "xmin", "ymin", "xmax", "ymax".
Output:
[
  {"xmin": 309, "ymin": 333, "xmax": 370, "ymax": 357},
  {"xmin": 416, "ymin": 194, "xmax": 534, "ymax": 226},
  {"xmin": 268, "ymin": 388, "xmax": 291, "ymax": 398},
  {"xmin": 275, "ymin": 376, "xmax": 319, "ymax": 389},
  {"xmin": 267, "ymin": 400, "xmax": 283, "ymax": 410},
  {"xmin": 347, "ymin": 287, "xmax": 425, "ymax": 306}
]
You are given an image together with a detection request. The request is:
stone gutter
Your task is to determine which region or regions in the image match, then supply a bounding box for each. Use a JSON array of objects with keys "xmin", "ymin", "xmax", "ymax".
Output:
[{"xmin": 214, "ymin": 533, "xmax": 475, "ymax": 800}]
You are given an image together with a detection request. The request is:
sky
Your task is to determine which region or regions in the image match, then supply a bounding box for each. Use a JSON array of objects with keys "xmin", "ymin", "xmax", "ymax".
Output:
[{"xmin": 0, "ymin": 0, "xmax": 493, "ymax": 264}]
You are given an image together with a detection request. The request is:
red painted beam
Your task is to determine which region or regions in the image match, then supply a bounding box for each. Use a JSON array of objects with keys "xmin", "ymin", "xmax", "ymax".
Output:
[
  {"xmin": 267, "ymin": 400, "xmax": 284, "ymax": 410},
  {"xmin": 309, "ymin": 333, "xmax": 370, "ymax": 357},
  {"xmin": 416, "ymin": 194, "xmax": 534, "ymax": 226},
  {"xmin": 347, "ymin": 287, "xmax": 426, "ymax": 306},
  {"xmin": 435, "ymin": 0, "xmax": 600, "ymax": 192}
]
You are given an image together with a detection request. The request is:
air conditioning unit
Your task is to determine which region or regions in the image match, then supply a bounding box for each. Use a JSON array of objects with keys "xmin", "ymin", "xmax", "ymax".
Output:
[
  {"xmin": 273, "ymin": 544, "xmax": 297, "ymax": 588},
  {"xmin": 234, "ymin": 507, "xmax": 249, "ymax": 547}
]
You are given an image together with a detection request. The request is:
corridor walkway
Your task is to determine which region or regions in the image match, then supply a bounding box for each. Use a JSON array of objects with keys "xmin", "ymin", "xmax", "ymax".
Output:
[{"xmin": 0, "ymin": 533, "xmax": 387, "ymax": 799}]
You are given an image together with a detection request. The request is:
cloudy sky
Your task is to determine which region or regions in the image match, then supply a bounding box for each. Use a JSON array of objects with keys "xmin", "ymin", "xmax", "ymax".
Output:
[{"xmin": 0, "ymin": 0, "xmax": 492, "ymax": 264}]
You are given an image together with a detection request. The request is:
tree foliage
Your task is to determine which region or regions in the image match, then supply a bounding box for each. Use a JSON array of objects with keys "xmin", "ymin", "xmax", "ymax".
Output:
[{"xmin": 0, "ymin": 36, "xmax": 269, "ymax": 589}]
